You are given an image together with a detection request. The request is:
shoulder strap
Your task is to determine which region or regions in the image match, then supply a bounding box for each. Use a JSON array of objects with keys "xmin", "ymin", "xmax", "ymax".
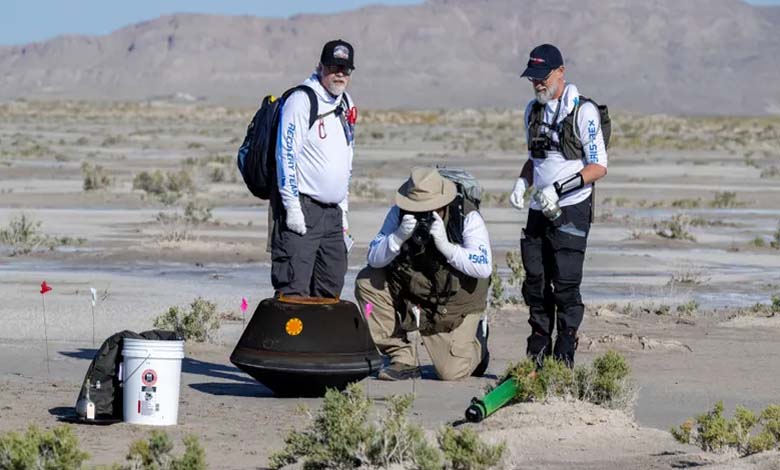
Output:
[
  {"xmin": 529, "ymin": 101, "xmax": 543, "ymax": 124},
  {"xmin": 281, "ymin": 85, "xmax": 319, "ymax": 129},
  {"xmin": 572, "ymin": 96, "xmax": 599, "ymax": 142}
]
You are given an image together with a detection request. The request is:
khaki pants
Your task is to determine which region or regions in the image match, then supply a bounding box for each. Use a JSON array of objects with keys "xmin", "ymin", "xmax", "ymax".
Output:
[{"xmin": 354, "ymin": 266, "xmax": 482, "ymax": 381}]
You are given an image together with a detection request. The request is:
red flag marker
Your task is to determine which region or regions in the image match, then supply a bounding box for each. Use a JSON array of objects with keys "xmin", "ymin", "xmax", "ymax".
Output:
[{"xmin": 39, "ymin": 281, "xmax": 52, "ymax": 375}]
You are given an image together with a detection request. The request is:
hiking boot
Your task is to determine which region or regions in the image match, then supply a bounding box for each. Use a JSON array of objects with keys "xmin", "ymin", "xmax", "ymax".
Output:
[
  {"xmin": 471, "ymin": 315, "xmax": 490, "ymax": 377},
  {"xmin": 553, "ymin": 328, "xmax": 579, "ymax": 368},
  {"xmin": 377, "ymin": 363, "xmax": 422, "ymax": 381},
  {"xmin": 527, "ymin": 331, "xmax": 552, "ymax": 370}
]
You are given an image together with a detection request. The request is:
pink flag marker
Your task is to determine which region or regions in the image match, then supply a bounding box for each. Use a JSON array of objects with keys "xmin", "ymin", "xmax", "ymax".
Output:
[
  {"xmin": 240, "ymin": 297, "xmax": 248, "ymax": 328},
  {"xmin": 364, "ymin": 303, "xmax": 373, "ymax": 320}
]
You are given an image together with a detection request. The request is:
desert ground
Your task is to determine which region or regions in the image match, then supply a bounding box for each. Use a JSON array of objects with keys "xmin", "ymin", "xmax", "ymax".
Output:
[{"xmin": 1, "ymin": 100, "xmax": 780, "ymax": 469}]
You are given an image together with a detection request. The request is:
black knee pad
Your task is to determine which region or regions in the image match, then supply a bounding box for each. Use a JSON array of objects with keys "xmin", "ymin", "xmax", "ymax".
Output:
[
  {"xmin": 553, "ymin": 329, "xmax": 579, "ymax": 368},
  {"xmin": 527, "ymin": 332, "xmax": 552, "ymax": 368}
]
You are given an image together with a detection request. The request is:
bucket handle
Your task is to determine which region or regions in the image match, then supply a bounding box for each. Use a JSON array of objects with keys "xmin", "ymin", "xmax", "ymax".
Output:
[{"xmin": 122, "ymin": 351, "xmax": 152, "ymax": 383}]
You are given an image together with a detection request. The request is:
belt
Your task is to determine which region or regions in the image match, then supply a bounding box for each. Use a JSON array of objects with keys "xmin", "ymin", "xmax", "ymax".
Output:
[{"xmin": 301, "ymin": 194, "xmax": 339, "ymax": 208}]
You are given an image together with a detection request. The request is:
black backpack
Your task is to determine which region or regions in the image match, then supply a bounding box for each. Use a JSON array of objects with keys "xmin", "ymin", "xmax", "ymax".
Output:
[
  {"xmin": 575, "ymin": 96, "xmax": 611, "ymax": 149},
  {"xmin": 236, "ymin": 85, "xmax": 319, "ymax": 200},
  {"xmin": 75, "ymin": 329, "xmax": 180, "ymax": 421},
  {"xmin": 528, "ymin": 96, "xmax": 611, "ymax": 161}
]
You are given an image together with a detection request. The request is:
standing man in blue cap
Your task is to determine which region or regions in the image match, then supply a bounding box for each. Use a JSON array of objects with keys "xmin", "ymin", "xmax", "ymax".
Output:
[
  {"xmin": 272, "ymin": 39, "xmax": 357, "ymax": 298},
  {"xmin": 508, "ymin": 44, "xmax": 608, "ymax": 367}
]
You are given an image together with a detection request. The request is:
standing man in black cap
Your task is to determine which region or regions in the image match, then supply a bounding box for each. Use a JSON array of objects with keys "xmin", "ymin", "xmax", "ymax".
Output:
[
  {"xmin": 508, "ymin": 44, "xmax": 608, "ymax": 367},
  {"xmin": 272, "ymin": 39, "xmax": 357, "ymax": 298}
]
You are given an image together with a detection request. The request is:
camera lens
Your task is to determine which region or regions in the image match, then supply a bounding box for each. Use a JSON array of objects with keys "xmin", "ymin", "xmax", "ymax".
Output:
[{"xmin": 410, "ymin": 212, "xmax": 433, "ymax": 245}]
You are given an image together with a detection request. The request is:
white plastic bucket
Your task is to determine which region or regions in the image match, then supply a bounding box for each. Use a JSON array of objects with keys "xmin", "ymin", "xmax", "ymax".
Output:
[{"xmin": 122, "ymin": 338, "xmax": 185, "ymax": 426}]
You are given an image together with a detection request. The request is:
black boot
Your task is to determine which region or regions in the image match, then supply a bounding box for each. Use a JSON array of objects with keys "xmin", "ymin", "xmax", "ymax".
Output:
[
  {"xmin": 527, "ymin": 331, "xmax": 552, "ymax": 369},
  {"xmin": 553, "ymin": 328, "xmax": 579, "ymax": 368},
  {"xmin": 472, "ymin": 316, "xmax": 490, "ymax": 377}
]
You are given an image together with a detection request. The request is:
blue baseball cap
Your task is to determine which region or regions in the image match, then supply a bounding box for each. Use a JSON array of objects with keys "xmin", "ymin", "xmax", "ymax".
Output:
[{"xmin": 521, "ymin": 44, "xmax": 564, "ymax": 80}]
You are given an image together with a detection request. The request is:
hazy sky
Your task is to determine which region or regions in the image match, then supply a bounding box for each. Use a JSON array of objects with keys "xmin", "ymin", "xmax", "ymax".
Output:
[{"xmin": 2, "ymin": 0, "xmax": 778, "ymax": 46}]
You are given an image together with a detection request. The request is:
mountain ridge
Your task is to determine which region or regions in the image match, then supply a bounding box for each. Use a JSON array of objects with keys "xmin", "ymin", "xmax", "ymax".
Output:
[{"xmin": 1, "ymin": 0, "xmax": 778, "ymax": 114}]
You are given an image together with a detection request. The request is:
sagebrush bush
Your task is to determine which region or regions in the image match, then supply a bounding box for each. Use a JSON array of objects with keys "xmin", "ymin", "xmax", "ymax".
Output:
[
  {"xmin": 437, "ymin": 427, "xmax": 505, "ymax": 470},
  {"xmin": 123, "ymin": 430, "xmax": 207, "ymax": 470},
  {"xmin": 505, "ymin": 250, "xmax": 524, "ymax": 287},
  {"xmin": 350, "ymin": 178, "xmax": 385, "ymax": 201},
  {"xmin": 81, "ymin": 161, "xmax": 112, "ymax": 191},
  {"xmin": 133, "ymin": 169, "xmax": 194, "ymax": 202},
  {"xmin": 153, "ymin": 297, "xmax": 220, "ymax": 342},
  {"xmin": 270, "ymin": 383, "xmax": 502, "ymax": 470},
  {"xmin": 506, "ymin": 351, "xmax": 634, "ymax": 410},
  {"xmin": 586, "ymin": 350, "xmax": 632, "ymax": 407},
  {"xmin": 655, "ymin": 213, "xmax": 696, "ymax": 241},
  {"xmin": 507, "ymin": 358, "xmax": 545, "ymax": 401},
  {"xmin": 184, "ymin": 201, "xmax": 213, "ymax": 224},
  {"xmin": 488, "ymin": 265, "xmax": 505, "ymax": 308},
  {"xmin": 0, "ymin": 213, "xmax": 46, "ymax": 255},
  {"xmin": 0, "ymin": 213, "xmax": 83, "ymax": 255},
  {"xmin": 0, "ymin": 425, "xmax": 90, "ymax": 470},
  {"xmin": 710, "ymin": 191, "xmax": 741, "ymax": 208},
  {"xmin": 671, "ymin": 401, "xmax": 780, "ymax": 456},
  {"xmin": 133, "ymin": 170, "xmax": 167, "ymax": 195}
]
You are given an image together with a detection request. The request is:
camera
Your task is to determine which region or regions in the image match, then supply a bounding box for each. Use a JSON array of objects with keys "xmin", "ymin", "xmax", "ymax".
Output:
[
  {"xmin": 410, "ymin": 211, "xmax": 434, "ymax": 246},
  {"xmin": 529, "ymin": 135, "xmax": 551, "ymax": 159}
]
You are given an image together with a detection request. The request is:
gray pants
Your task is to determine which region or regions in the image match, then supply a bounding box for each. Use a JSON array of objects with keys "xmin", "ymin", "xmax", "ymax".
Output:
[{"xmin": 271, "ymin": 194, "xmax": 347, "ymax": 298}]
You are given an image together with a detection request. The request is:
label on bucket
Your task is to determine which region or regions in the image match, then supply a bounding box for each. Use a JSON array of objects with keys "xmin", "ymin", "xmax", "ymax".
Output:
[{"xmin": 139, "ymin": 390, "xmax": 159, "ymax": 416}]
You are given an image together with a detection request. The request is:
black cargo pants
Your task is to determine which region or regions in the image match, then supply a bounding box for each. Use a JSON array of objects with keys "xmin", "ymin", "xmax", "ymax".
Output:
[
  {"xmin": 521, "ymin": 196, "xmax": 591, "ymax": 366},
  {"xmin": 271, "ymin": 193, "xmax": 347, "ymax": 298}
]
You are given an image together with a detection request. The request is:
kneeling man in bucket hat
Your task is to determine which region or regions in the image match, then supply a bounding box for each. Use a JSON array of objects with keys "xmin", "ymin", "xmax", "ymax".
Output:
[{"xmin": 355, "ymin": 167, "xmax": 492, "ymax": 381}]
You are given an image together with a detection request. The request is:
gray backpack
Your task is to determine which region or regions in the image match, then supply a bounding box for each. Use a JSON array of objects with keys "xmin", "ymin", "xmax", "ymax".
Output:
[{"xmin": 437, "ymin": 167, "xmax": 482, "ymax": 210}]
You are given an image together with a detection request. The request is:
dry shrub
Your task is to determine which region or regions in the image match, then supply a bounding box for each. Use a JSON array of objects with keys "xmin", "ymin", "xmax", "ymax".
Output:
[
  {"xmin": 153, "ymin": 297, "xmax": 220, "ymax": 342},
  {"xmin": 81, "ymin": 161, "xmax": 112, "ymax": 190},
  {"xmin": 0, "ymin": 425, "xmax": 90, "ymax": 470},
  {"xmin": 655, "ymin": 213, "xmax": 696, "ymax": 241},
  {"xmin": 506, "ymin": 351, "xmax": 635, "ymax": 410},
  {"xmin": 269, "ymin": 383, "xmax": 504, "ymax": 470},
  {"xmin": 123, "ymin": 430, "xmax": 206, "ymax": 470},
  {"xmin": 671, "ymin": 402, "xmax": 780, "ymax": 456}
]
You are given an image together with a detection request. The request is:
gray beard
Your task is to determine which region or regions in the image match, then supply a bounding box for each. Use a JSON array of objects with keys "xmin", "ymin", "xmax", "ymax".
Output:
[
  {"xmin": 535, "ymin": 81, "xmax": 559, "ymax": 105},
  {"xmin": 325, "ymin": 82, "xmax": 347, "ymax": 97}
]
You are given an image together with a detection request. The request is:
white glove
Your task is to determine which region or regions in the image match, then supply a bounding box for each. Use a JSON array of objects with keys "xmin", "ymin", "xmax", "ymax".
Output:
[
  {"xmin": 430, "ymin": 212, "xmax": 457, "ymax": 260},
  {"xmin": 285, "ymin": 207, "xmax": 307, "ymax": 235},
  {"xmin": 533, "ymin": 185, "xmax": 561, "ymax": 220},
  {"xmin": 341, "ymin": 210, "xmax": 349, "ymax": 233},
  {"xmin": 509, "ymin": 177, "xmax": 529, "ymax": 210},
  {"xmin": 390, "ymin": 214, "xmax": 417, "ymax": 246}
]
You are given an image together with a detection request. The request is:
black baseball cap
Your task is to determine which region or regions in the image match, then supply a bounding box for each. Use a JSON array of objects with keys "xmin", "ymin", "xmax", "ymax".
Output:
[
  {"xmin": 320, "ymin": 39, "xmax": 355, "ymax": 70},
  {"xmin": 521, "ymin": 44, "xmax": 564, "ymax": 80}
]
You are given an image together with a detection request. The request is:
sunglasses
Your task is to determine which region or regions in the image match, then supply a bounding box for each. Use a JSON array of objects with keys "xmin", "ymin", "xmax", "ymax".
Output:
[
  {"xmin": 325, "ymin": 65, "xmax": 354, "ymax": 76},
  {"xmin": 527, "ymin": 68, "xmax": 557, "ymax": 83}
]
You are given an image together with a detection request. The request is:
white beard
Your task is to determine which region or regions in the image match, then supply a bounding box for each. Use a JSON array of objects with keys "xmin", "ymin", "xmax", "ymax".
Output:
[
  {"xmin": 535, "ymin": 81, "xmax": 559, "ymax": 105},
  {"xmin": 324, "ymin": 81, "xmax": 347, "ymax": 97}
]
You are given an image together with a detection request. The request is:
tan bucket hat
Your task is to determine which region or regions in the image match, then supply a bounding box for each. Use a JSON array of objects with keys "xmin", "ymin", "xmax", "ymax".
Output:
[{"xmin": 395, "ymin": 167, "xmax": 457, "ymax": 212}]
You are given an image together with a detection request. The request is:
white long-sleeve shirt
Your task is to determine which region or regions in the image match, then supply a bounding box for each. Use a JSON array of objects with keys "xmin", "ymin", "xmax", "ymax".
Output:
[
  {"xmin": 367, "ymin": 206, "xmax": 492, "ymax": 279},
  {"xmin": 523, "ymin": 83, "xmax": 608, "ymax": 209},
  {"xmin": 275, "ymin": 74, "xmax": 354, "ymax": 213}
]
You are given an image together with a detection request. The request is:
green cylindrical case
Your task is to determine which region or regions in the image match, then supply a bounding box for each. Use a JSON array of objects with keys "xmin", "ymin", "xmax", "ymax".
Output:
[{"xmin": 464, "ymin": 377, "xmax": 519, "ymax": 423}]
